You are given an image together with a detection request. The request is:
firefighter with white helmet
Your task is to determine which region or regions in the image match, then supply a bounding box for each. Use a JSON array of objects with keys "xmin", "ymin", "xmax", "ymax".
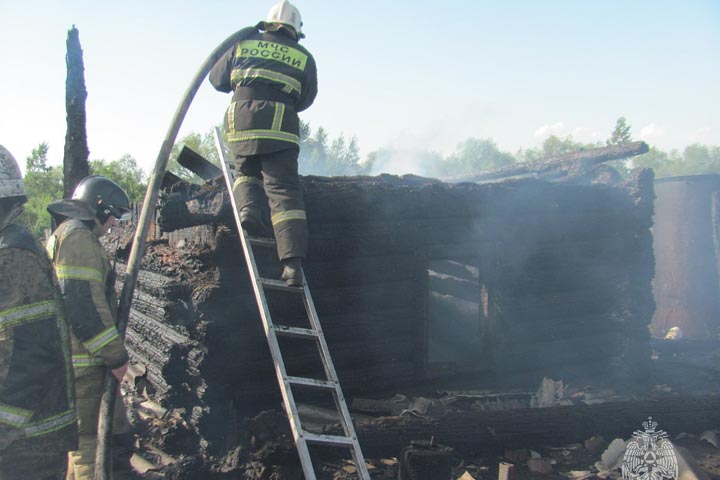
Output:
[
  {"xmin": 265, "ymin": 0, "xmax": 305, "ymax": 38},
  {"xmin": 210, "ymin": 0, "xmax": 318, "ymax": 285},
  {"xmin": 0, "ymin": 144, "xmax": 78, "ymax": 479},
  {"xmin": 46, "ymin": 175, "xmax": 132, "ymax": 479}
]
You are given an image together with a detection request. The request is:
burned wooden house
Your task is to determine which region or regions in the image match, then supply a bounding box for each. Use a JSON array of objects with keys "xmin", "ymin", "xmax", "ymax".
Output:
[{"xmin": 111, "ymin": 142, "xmax": 663, "ymax": 476}]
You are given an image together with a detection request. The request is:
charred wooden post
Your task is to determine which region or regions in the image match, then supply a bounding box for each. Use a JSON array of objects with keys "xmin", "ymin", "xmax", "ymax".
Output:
[{"xmin": 63, "ymin": 25, "xmax": 90, "ymax": 198}]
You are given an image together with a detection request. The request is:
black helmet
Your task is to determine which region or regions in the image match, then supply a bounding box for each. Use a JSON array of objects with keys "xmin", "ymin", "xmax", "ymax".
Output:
[{"xmin": 72, "ymin": 175, "xmax": 131, "ymax": 222}]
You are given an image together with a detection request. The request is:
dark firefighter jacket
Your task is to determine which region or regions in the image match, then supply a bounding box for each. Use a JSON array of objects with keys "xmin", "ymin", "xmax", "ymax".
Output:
[
  {"xmin": 0, "ymin": 223, "xmax": 77, "ymax": 454},
  {"xmin": 209, "ymin": 26, "xmax": 318, "ymax": 155},
  {"xmin": 46, "ymin": 219, "xmax": 128, "ymax": 396}
]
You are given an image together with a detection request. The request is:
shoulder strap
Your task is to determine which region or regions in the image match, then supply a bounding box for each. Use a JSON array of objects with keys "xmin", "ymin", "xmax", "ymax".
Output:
[
  {"xmin": 46, "ymin": 219, "xmax": 90, "ymax": 260},
  {"xmin": 0, "ymin": 223, "xmax": 40, "ymax": 255}
]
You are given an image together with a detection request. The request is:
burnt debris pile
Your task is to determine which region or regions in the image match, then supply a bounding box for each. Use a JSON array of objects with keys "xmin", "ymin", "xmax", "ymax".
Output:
[{"xmin": 106, "ymin": 153, "xmax": 656, "ymax": 475}]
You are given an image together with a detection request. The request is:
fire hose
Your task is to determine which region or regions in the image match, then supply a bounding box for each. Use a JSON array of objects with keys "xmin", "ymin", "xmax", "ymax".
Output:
[{"xmin": 93, "ymin": 28, "xmax": 250, "ymax": 480}]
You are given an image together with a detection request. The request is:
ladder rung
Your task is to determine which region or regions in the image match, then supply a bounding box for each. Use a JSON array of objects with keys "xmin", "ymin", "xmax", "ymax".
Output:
[
  {"xmin": 273, "ymin": 325, "xmax": 319, "ymax": 339},
  {"xmin": 286, "ymin": 376, "xmax": 336, "ymax": 391},
  {"xmin": 247, "ymin": 236, "xmax": 276, "ymax": 247},
  {"xmin": 259, "ymin": 277, "xmax": 303, "ymax": 292},
  {"xmin": 302, "ymin": 432, "xmax": 355, "ymax": 448}
]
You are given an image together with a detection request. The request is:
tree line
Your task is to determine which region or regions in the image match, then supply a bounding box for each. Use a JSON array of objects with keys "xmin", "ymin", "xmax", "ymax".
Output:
[
  {"xmin": 19, "ymin": 143, "xmax": 146, "ymax": 238},
  {"xmin": 18, "ymin": 117, "xmax": 720, "ymax": 239},
  {"xmin": 296, "ymin": 117, "xmax": 720, "ymax": 179}
]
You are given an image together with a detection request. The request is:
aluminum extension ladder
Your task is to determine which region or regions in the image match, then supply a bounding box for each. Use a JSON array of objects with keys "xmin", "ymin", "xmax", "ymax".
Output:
[{"xmin": 214, "ymin": 129, "xmax": 371, "ymax": 480}]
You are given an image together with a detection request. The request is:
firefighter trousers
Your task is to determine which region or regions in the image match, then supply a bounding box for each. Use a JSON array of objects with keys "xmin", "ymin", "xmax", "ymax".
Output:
[
  {"xmin": 232, "ymin": 148, "xmax": 308, "ymax": 260},
  {"xmin": 66, "ymin": 372, "xmax": 129, "ymax": 480}
]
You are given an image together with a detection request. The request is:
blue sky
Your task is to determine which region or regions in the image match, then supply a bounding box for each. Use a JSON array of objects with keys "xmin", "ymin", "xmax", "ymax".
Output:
[{"xmin": 1, "ymin": 0, "xmax": 718, "ymax": 174}]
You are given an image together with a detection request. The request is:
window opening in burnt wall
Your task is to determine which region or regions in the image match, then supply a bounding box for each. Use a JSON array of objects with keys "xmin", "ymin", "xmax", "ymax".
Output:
[{"xmin": 425, "ymin": 257, "xmax": 495, "ymax": 377}]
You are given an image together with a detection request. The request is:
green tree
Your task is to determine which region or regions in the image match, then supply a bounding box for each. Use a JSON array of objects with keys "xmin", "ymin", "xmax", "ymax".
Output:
[
  {"xmin": 445, "ymin": 138, "xmax": 515, "ymax": 174},
  {"xmin": 604, "ymin": 117, "xmax": 634, "ymax": 176},
  {"xmin": 324, "ymin": 135, "xmax": 361, "ymax": 176},
  {"xmin": 299, "ymin": 124, "xmax": 329, "ymax": 175},
  {"xmin": 299, "ymin": 123, "xmax": 365, "ymax": 176},
  {"xmin": 632, "ymin": 147, "xmax": 674, "ymax": 176},
  {"xmin": 90, "ymin": 154, "xmax": 146, "ymax": 202},
  {"xmin": 680, "ymin": 144, "xmax": 720, "ymax": 175},
  {"xmin": 607, "ymin": 116, "xmax": 632, "ymax": 145},
  {"xmin": 633, "ymin": 144, "xmax": 720, "ymax": 178},
  {"xmin": 24, "ymin": 143, "xmax": 63, "ymax": 195},
  {"xmin": 326, "ymin": 135, "xmax": 347, "ymax": 175},
  {"xmin": 517, "ymin": 135, "xmax": 598, "ymax": 163},
  {"xmin": 26, "ymin": 142, "xmax": 51, "ymax": 175},
  {"xmin": 17, "ymin": 143, "xmax": 148, "ymax": 239},
  {"xmin": 18, "ymin": 142, "xmax": 63, "ymax": 239}
]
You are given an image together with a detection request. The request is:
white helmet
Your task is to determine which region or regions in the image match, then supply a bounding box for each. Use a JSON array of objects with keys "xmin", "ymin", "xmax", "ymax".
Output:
[
  {"xmin": 0, "ymin": 144, "xmax": 26, "ymax": 200},
  {"xmin": 265, "ymin": 0, "xmax": 304, "ymax": 38}
]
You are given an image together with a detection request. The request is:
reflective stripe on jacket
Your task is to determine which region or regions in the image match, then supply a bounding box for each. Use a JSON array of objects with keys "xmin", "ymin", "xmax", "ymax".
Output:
[
  {"xmin": 209, "ymin": 26, "xmax": 318, "ymax": 156},
  {"xmin": 0, "ymin": 223, "xmax": 77, "ymax": 453},
  {"xmin": 46, "ymin": 219, "xmax": 128, "ymax": 380}
]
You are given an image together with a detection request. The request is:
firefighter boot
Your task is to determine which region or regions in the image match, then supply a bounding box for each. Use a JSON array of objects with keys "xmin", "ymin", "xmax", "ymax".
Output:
[
  {"xmin": 239, "ymin": 207, "xmax": 272, "ymax": 237},
  {"xmin": 280, "ymin": 257, "xmax": 304, "ymax": 286}
]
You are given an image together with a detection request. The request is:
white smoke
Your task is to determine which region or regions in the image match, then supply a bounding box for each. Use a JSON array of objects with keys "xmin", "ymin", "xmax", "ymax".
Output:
[{"xmin": 368, "ymin": 148, "xmax": 438, "ymax": 177}]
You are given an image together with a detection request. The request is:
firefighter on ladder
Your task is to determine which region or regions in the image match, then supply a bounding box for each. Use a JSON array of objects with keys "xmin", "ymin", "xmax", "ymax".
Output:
[
  {"xmin": 209, "ymin": 0, "xmax": 318, "ymax": 286},
  {"xmin": 0, "ymin": 145, "xmax": 78, "ymax": 479},
  {"xmin": 46, "ymin": 176, "xmax": 132, "ymax": 480}
]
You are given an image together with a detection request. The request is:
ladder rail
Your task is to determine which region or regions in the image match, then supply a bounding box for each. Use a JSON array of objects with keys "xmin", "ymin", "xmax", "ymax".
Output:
[
  {"xmin": 301, "ymin": 289, "xmax": 369, "ymax": 468},
  {"xmin": 214, "ymin": 128, "xmax": 370, "ymax": 480},
  {"xmin": 214, "ymin": 129, "xmax": 316, "ymax": 480}
]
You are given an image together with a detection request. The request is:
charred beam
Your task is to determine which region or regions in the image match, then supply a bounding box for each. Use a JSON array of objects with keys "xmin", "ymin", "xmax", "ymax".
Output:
[
  {"xmin": 343, "ymin": 395, "xmax": 720, "ymax": 457},
  {"xmin": 444, "ymin": 141, "xmax": 649, "ymax": 183}
]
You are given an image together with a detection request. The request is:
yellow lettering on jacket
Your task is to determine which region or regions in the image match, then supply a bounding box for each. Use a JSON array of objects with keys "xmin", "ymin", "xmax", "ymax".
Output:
[{"xmin": 237, "ymin": 40, "xmax": 307, "ymax": 71}]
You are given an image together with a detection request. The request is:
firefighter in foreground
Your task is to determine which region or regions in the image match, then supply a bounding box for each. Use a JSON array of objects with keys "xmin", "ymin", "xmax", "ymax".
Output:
[
  {"xmin": 210, "ymin": 0, "xmax": 318, "ymax": 286},
  {"xmin": 46, "ymin": 175, "xmax": 131, "ymax": 480},
  {"xmin": 0, "ymin": 145, "xmax": 78, "ymax": 479}
]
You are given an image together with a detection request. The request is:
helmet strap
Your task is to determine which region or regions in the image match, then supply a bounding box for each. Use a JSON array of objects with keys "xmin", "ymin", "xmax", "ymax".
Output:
[
  {"xmin": 96, "ymin": 207, "xmax": 112, "ymax": 226},
  {"xmin": 92, "ymin": 217, "xmax": 107, "ymax": 238}
]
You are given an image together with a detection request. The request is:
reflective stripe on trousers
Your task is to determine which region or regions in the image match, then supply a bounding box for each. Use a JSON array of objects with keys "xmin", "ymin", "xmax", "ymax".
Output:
[{"xmin": 231, "ymin": 149, "xmax": 308, "ymax": 260}]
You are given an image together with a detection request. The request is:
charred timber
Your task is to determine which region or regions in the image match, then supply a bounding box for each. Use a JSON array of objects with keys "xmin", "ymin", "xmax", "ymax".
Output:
[
  {"xmin": 443, "ymin": 141, "xmax": 649, "ymax": 183},
  {"xmin": 110, "ymin": 169, "xmax": 656, "ymax": 456},
  {"xmin": 138, "ymin": 171, "xmax": 655, "ymax": 396},
  {"xmin": 341, "ymin": 395, "xmax": 720, "ymax": 457},
  {"xmin": 157, "ymin": 169, "xmax": 653, "ymax": 234},
  {"xmin": 63, "ymin": 26, "xmax": 90, "ymax": 197}
]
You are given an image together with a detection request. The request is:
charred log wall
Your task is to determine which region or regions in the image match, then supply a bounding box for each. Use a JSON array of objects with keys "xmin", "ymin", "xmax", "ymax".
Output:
[
  {"xmin": 485, "ymin": 170, "xmax": 655, "ymax": 386},
  {"xmin": 119, "ymin": 170, "xmax": 654, "ymax": 456}
]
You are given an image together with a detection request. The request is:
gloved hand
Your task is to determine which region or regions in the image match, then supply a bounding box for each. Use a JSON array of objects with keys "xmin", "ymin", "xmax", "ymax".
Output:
[{"xmin": 112, "ymin": 362, "xmax": 128, "ymax": 383}]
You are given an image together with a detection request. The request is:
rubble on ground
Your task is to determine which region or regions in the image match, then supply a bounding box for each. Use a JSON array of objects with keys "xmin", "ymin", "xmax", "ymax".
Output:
[{"xmin": 100, "ymin": 148, "xmax": 720, "ymax": 478}]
